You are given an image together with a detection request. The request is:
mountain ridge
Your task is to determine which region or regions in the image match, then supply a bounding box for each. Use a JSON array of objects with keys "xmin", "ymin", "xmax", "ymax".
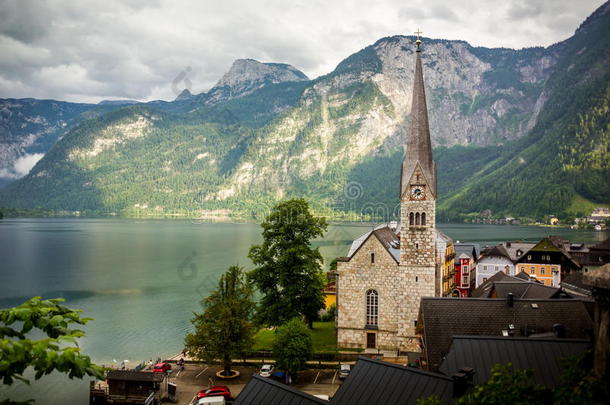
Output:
[{"xmin": 1, "ymin": 3, "xmax": 608, "ymax": 220}]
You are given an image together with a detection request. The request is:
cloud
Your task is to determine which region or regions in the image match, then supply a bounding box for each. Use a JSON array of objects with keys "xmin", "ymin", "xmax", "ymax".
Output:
[
  {"xmin": 0, "ymin": 0, "xmax": 606, "ymax": 103},
  {"xmin": 0, "ymin": 153, "xmax": 44, "ymax": 179}
]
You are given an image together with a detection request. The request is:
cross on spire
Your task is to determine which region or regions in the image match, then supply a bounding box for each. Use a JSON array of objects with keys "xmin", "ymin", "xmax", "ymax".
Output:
[{"xmin": 414, "ymin": 28, "xmax": 423, "ymax": 52}]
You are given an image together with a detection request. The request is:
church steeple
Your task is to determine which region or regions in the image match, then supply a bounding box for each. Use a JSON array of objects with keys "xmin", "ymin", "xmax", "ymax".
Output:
[{"xmin": 401, "ymin": 32, "xmax": 436, "ymax": 197}]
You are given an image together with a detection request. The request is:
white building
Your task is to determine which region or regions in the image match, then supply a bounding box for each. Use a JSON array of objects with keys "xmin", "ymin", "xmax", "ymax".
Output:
[{"xmin": 474, "ymin": 245, "xmax": 515, "ymax": 287}]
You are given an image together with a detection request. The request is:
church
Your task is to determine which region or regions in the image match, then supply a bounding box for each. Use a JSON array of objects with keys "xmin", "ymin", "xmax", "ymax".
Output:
[{"xmin": 336, "ymin": 35, "xmax": 445, "ymax": 352}]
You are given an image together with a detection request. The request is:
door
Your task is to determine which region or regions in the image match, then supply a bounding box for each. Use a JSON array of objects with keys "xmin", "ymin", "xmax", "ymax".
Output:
[{"xmin": 366, "ymin": 332, "xmax": 376, "ymax": 349}]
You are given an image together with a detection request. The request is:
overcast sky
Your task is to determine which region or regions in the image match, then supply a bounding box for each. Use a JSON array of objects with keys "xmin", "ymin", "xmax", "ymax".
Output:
[{"xmin": 0, "ymin": 0, "xmax": 606, "ymax": 103}]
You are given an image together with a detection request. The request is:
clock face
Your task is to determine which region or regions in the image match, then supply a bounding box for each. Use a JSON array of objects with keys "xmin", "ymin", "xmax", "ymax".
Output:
[{"xmin": 410, "ymin": 186, "xmax": 425, "ymax": 200}]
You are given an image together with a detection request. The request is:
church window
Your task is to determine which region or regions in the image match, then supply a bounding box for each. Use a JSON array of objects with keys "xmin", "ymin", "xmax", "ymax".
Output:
[
  {"xmin": 409, "ymin": 212, "xmax": 414, "ymax": 225},
  {"xmin": 371, "ymin": 253, "xmax": 375, "ymax": 264},
  {"xmin": 366, "ymin": 290, "xmax": 378, "ymax": 326},
  {"xmin": 415, "ymin": 276, "xmax": 418, "ymax": 282},
  {"xmin": 415, "ymin": 213, "xmax": 421, "ymax": 225},
  {"xmin": 421, "ymin": 212, "xmax": 426, "ymax": 225}
]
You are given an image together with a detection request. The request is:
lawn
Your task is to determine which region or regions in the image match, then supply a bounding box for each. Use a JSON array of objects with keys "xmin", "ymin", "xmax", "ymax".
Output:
[{"xmin": 252, "ymin": 321, "xmax": 337, "ymax": 353}]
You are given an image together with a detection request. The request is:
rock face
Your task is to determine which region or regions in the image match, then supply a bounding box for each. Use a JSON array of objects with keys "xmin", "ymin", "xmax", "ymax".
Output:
[{"xmin": 204, "ymin": 59, "xmax": 309, "ymax": 103}]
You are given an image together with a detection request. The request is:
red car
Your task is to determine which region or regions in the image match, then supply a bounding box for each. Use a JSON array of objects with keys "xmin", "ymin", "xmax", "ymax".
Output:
[
  {"xmin": 196, "ymin": 386, "xmax": 232, "ymax": 399},
  {"xmin": 152, "ymin": 362, "xmax": 172, "ymax": 373}
]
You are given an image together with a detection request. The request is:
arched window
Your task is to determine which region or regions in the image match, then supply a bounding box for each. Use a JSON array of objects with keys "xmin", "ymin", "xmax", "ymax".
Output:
[
  {"xmin": 415, "ymin": 212, "xmax": 421, "ymax": 225},
  {"xmin": 366, "ymin": 290, "xmax": 378, "ymax": 326},
  {"xmin": 421, "ymin": 212, "xmax": 426, "ymax": 225},
  {"xmin": 409, "ymin": 212, "xmax": 414, "ymax": 225}
]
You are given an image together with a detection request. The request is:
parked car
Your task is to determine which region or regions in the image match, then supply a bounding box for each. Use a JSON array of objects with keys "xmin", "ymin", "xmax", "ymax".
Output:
[
  {"xmin": 152, "ymin": 362, "xmax": 172, "ymax": 373},
  {"xmin": 259, "ymin": 364, "xmax": 274, "ymax": 378},
  {"xmin": 339, "ymin": 364, "xmax": 351, "ymax": 380},
  {"xmin": 197, "ymin": 386, "xmax": 232, "ymax": 399},
  {"xmin": 198, "ymin": 397, "xmax": 226, "ymax": 405}
]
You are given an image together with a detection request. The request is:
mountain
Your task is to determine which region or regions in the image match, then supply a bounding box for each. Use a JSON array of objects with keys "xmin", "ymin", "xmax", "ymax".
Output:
[
  {"xmin": 198, "ymin": 58, "xmax": 309, "ymax": 105},
  {"xmin": 1, "ymin": 3, "xmax": 608, "ymax": 220},
  {"xmin": 0, "ymin": 99, "xmax": 111, "ymax": 188},
  {"xmin": 438, "ymin": 1, "xmax": 610, "ymax": 221}
]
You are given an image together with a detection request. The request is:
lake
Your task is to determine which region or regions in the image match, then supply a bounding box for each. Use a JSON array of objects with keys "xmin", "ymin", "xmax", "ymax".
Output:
[{"xmin": 0, "ymin": 218, "xmax": 607, "ymax": 404}]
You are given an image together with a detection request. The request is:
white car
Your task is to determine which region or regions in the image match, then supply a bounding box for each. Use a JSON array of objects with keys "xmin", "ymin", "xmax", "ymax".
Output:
[{"xmin": 259, "ymin": 364, "xmax": 274, "ymax": 378}]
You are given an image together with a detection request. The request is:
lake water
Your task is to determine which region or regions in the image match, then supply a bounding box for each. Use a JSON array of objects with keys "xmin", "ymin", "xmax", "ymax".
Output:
[{"xmin": 0, "ymin": 218, "xmax": 608, "ymax": 404}]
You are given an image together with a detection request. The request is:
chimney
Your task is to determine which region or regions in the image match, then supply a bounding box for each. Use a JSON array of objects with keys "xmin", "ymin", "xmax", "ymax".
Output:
[
  {"xmin": 452, "ymin": 367, "xmax": 475, "ymax": 397},
  {"xmin": 507, "ymin": 293, "xmax": 514, "ymax": 307},
  {"xmin": 553, "ymin": 323, "xmax": 566, "ymax": 338}
]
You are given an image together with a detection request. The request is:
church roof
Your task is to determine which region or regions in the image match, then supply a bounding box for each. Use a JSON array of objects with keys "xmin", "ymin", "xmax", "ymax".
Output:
[
  {"xmin": 346, "ymin": 224, "xmax": 400, "ymax": 263},
  {"xmin": 401, "ymin": 45, "xmax": 435, "ymax": 198},
  {"xmin": 420, "ymin": 297, "xmax": 593, "ymax": 370}
]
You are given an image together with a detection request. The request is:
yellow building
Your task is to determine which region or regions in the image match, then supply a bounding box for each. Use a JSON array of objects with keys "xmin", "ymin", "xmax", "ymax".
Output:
[
  {"xmin": 516, "ymin": 263, "xmax": 560, "ymax": 287},
  {"xmin": 443, "ymin": 242, "xmax": 456, "ymax": 296}
]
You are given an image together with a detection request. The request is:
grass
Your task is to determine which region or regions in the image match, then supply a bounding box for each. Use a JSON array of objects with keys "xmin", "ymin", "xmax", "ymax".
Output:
[
  {"xmin": 252, "ymin": 321, "xmax": 337, "ymax": 353},
  {"xmin": 566, "ymin": 194, "xmax": 609, "ymax": 216}
]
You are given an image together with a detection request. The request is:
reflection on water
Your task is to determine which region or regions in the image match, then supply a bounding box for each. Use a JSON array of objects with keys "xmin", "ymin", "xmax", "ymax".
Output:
[{"xmin": 0, "ymin": 218, "xmax": 607, "ymax": 404}]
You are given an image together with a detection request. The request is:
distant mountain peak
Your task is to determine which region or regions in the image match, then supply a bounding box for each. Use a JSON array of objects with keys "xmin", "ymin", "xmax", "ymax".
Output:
[
  {"xmin": 204, "ymin": 58, "xmax": 309, "ymax": 103},
  {"xmin": 174, "ymin": 88, "xmax": 193, "ymax": 101}
]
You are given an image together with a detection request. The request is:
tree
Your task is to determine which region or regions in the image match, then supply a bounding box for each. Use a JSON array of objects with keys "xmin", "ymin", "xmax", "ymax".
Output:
[
  {"xmin": 457, "ymin": 363, "xmax": 550, "ymax": 405},
  {"xmin": 272, "ymin": 318, "xmax": 312, "ymax": 377},
  {"xmin": 0, "ymin": 297, "xmax": 104, "ymax": 404},
  {"xmin": 248, "ymin": 198, "xmax": 327, "ymax": 328},
  {"xmin": 185, "ymin": 265, "xmax": 255, "ymax": 376}
]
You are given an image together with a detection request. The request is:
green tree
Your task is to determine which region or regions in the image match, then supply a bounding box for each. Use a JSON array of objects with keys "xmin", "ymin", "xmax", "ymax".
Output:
[
  {"xmin": 272, "ymin": 318, "xmax": 312, "ymax": 376},
  {"xmin": 0, "ymin": 297, "xmax": 104, "ymax": 404},
  {"xmin": 457, "ymin": 363, "xmax": 549, "ymax": 405},
  {"xmin": 248, "ymin": 198, "xmax": 327, "ymax": 328},
  {"xmin": 185, "ymin": 265, "xmax": 256, "ymax": 376}
]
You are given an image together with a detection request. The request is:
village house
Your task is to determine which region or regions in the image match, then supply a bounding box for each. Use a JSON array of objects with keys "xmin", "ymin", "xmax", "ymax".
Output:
[
  {"xmin": 453, "ymin": 243, "xmax": 478, "ymax": 296},
  {"xmin": 515, "ymin": 237, "xmax": 581, "ymax": 287},
  {"xmin": 473, "ymin": 245, "xmax": 514, "ymax": 287}
]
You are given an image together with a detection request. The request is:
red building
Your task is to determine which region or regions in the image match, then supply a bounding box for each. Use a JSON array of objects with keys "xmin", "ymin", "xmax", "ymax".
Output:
[{"xmin": 452, "ymin": 244, "xmax": 479, "ymax": 297}]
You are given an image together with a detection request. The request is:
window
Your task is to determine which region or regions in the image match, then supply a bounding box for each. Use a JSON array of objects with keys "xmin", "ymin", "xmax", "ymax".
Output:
[
  {"xmin": 371, "ymin": 253, "xmax": 375, "ymax": 263},
  {"xmin": 366, "ymin": 290, "xmax": 378, "ymax": 326},
  {"xmin": 540, "ymin": 267, "xmax": 545, "ymax": 275},
  {"xmin": 495, "ymin": 266, "xmax": 499, "ymax": 272},
  {"xmin": 483, "ymin": 278, "xmax": 488, "ymax": 283},
  {"xmin": 463, "ymin": 274, "xmax": 469, "ymax": 286},
  {"xmin": 415, "ymin": 213, "xmax": 421, "ymax": 225},
  {"xmin": 527, "ymin": 255, "xmax": 532, "ymax": 260},
  {"xmin": 530, "ymin": 266, "xmax": 535, "ymax": 274},
  {"xmin": 421, "ymin": 212, "xmax": 426, "ymax": 225},
  {"xmin": 463, "ymin": 265, "xmax": 469, "ymax": 274},
  {"xmin": 483, "ymin": 265, "xmax": 487, "ymax": 271},
  {"xmin": 409, "ymin": 212, "xmax": 414, "ymax": 225}
]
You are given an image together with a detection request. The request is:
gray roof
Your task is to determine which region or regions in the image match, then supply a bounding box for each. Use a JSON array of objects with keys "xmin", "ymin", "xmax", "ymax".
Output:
[
  {"xmin": 439, "ymin": 336, "xmax": 590, "ymax": 387},
  {"xmin": 234, "ymin": 374, "xmax": 326, "ymax": 405},
  {"xmin": 470, "ymin": 271, "xmax": 525, "ymax": 298},
  {"xmin": 493, "ymin": 281, "xmax": 561, "ymax": 299},
  {"xmin": 421, "ymin": 297, "xmax": 593, "ymax": 370},
  {"xmin": 502, "ymin": 242, "xmax": 536, "ymax": 261},
  {"xmin": 331, "ymin": 357, "xmax": 454, "ymax": 405}
]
